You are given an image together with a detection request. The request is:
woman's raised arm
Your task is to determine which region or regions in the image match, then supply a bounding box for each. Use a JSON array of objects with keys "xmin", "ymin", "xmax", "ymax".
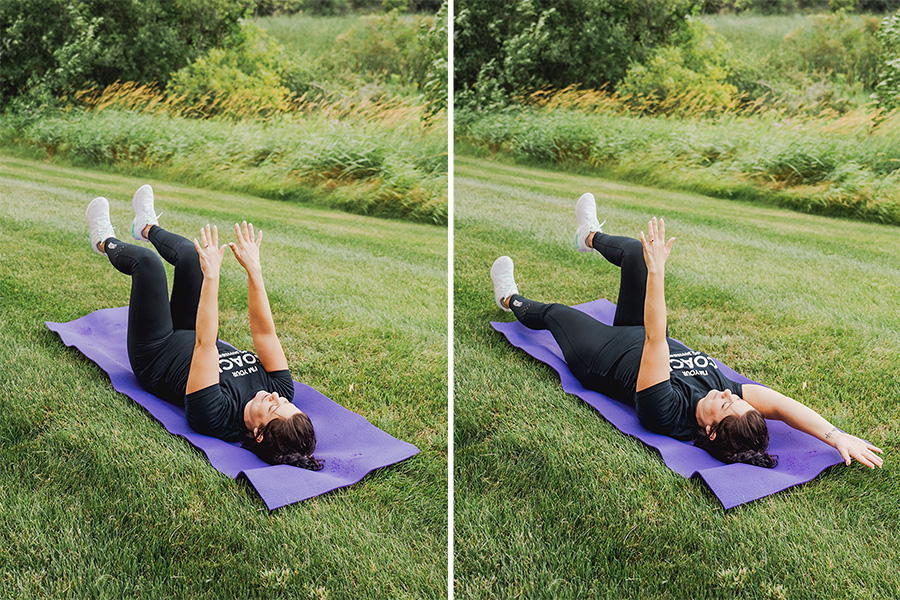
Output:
[
  {"xmin": 186, "ymin": 224, "xmax": 228, "ymax": 394},
  {"xmin": 636, "ymin": 217, "xmax": 676, "ymax": 392},
  {"xmin": 229, "ymin": 221, "xmax": 289, "ymax": 373},
  {"xmin": 742, "ymin": 384, "xmax": 883, "ymax": 468}
]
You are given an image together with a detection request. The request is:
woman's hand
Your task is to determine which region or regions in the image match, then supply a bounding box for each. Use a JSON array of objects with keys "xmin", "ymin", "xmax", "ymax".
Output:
[
  {"xmin": 193, "ymin": 224, "xmax": 227, "ymax": 279},
  {"xmin": 833, "ymin": 432, "xmax": 884, "ymax": 468},
  {"xmin": 639, "ymin": 217, "xmax": 675, "ymax": 274},
  {"xmin": 228, "ymin": 221, "xmax": 263, "ymax": 275}
]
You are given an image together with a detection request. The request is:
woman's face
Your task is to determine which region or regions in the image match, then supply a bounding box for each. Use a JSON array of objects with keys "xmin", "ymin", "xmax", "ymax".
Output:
[
  {"xmin": 696, "ymin": 389, "xmax": 754, "ymax": 436},
  {"xmin": 244, "ymin": 390, "xmax": 302, "ymax": 434}
]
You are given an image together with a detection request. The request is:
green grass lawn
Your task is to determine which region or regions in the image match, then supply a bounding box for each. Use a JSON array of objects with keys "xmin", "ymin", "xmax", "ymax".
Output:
[
  {"xmin": 453, "ymin": 154, "xmax": 900, "ymax": 599},
  {"xmin": 0, "ymin": 153, "xmax": 447, "ymax": 599}
]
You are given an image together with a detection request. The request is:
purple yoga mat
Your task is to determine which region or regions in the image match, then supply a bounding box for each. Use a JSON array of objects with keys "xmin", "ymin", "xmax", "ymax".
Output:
[
  {"xmin": 46, "ymin": 307, "xmax": 420, "ymax": 510},
  {"xmin": 492, "ymin": 299, "xmax": 845, "ymax": 510}
]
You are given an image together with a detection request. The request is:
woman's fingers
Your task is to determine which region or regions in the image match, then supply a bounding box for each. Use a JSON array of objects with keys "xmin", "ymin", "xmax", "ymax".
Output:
[
  {"xmin": 868, "ymin": 451, "xmax": 884, "ymax": 468},
  {"xmin": 839, "ymin": 446, "xmax": 852, "ymax": 466},
  {"xmin": 855, "ymin": 450, "xmax": 877, "ymax": 468}
]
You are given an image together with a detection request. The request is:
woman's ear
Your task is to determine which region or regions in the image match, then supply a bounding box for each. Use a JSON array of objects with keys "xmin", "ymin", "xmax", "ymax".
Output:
[
  {"xmin": 253, "ymin": 426, "xmax": 264, "ymax": 443},
  {"xmin": 706, "ymin": 424, "xmax": 716, "ymax": 441}
]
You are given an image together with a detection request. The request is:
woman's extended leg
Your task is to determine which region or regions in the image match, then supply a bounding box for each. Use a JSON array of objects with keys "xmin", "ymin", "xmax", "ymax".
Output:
[
  {"xmin": 130, "ymin": 184, "xmax": 203, "ymax": 331},
  {"xmin": 105, "ymin": 237, "xmax": 175, "ymax": 358},
  {"xmin": 508, "ymin": 294, "xmax": 616, "ymax": 385},
  {"xmin": 87, "ymin": 196, "xmax": 174, "ymax": 352},
  {"xmin": 146, "ymin": 226, "xmax": 203, "ymax": 331},
  {"xmin": 574, "ymin": 192, "xmax": 648, "ymax": 326},
  {"xmin": 589, "ymin": 232, "xmax": 647, "ymax": 327}
]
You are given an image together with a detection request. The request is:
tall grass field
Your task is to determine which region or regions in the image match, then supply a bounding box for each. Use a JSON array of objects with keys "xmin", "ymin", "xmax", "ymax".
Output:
[
  {"xmin": 454, "ymin": 156, "xmax": 900, "ymax": 599},
  {"xmin": 456, "ymin": 10, "xmax": 898, "ymax": 229},
  {"xmin": 0, "ymin": 11, "xmax": 448, "ymax": 226},
  {"xmin": 0, "ymin": 154, "xmax": 447, "ymax": 599}
]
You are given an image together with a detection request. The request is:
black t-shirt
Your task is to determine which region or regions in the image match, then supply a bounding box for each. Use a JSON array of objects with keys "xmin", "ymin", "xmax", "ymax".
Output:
[
  {"xmin": 590, "ymin": 327, "xmax": 743, "ymax": 440},
  {"xmin": 183, "ymin": 341, "xmax": 295, "ymax": 442}
]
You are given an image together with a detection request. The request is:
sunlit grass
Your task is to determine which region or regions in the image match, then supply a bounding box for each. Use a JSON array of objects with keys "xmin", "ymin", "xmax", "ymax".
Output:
[
  {"xmin": 0, "ymin": 154, "xmax": 447, "ymax": 599},
  {"xmin": 453, "ymin": 156, "xmax": 900, "ymax": 599}
]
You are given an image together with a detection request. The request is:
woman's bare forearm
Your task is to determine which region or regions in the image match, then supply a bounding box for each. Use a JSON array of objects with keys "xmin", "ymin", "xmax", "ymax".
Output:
[
  {"xmin": 644, "ymin": 269, "xmax": 667, "ymax": 342},
  {"xmin": 186, "ymin": 273, "xmax": 221, "ymax": 393},
  {"xmin": 742, "ymin": 384, "xmax": 836, "ymax": 442},
  {"xmin": 636, "ymin": 218, "xmax": 675, "ymax": 391},
  {"xmin": 247, "ymin": 268, "xmax": 277, "ymax": 339},
  {"xmin": 246, "ymin": 267, "xmax": 289, "ymax": 372},
  {"xmin": 742, "ymin": 384, "xmax": 884, "ymax": 467}
]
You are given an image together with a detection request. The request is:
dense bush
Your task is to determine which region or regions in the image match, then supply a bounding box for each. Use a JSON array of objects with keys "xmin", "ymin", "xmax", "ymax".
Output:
[
  {"xmin": 166, "ymin": 23, "xmax": 290, "ymax": 118},
  {"xmin": 875, "ymin": 9, "xmax": 900, "ymax": 109},
  {"xmin": 784, "ymin": 11, "xmax": 882, "ymax": 89},
  {"xmin": 336, "ymin": 11, "xmax": 434, "ymax": 87},
  {"xmin": 454, "ymin": 0, "xmax": 697, "ymax": 107},
  {"xmin": 420, "ymin": 2, "xmax": 449, "ymax": 115},
  {"xmin": 0, "ymin": 0, "xmax": 249, "ymax": 106},
  {"xmin": 254, "ymin": 0, "xmax": 305, "ymax": 15},
  {"xmin": 700, "ymin": 0, "xmax": 894, "ymax": 12},
  {"xmin": 620, "ymin": 20, "xmax": 738, "ymax": 115}
]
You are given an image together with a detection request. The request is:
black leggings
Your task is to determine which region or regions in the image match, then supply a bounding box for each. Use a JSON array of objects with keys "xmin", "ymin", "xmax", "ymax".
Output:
[
  {"xmin": 509, "ymin": 233, "xmax": 647, "ymax": 386},
  {"xmin": 105, "ymin": 227, "xmax": 202, "ymax": 399}
]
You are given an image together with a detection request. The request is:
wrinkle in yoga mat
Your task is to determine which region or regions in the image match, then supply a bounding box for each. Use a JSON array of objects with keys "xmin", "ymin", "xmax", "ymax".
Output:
[
  {"xmin": 492, "ymin": 299, "xmax": 844, "ymax": 509},
  {"xmin": 47, "ymin": 307, "xmax": 420, "ymax": 510}
]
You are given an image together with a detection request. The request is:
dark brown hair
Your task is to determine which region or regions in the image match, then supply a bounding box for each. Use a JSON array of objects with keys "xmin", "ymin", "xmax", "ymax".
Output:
[
  {"xmin": 694, "ymin": 410, "xmax": 778, "ymax": 469},
  {"xmin": 242, "ymin": 412, "xmax": 323, "ymax": 471}
]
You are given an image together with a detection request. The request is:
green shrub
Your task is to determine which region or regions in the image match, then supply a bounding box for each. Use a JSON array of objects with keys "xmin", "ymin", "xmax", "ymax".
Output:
[
  {"xmin": 875, "ymin": 10, "xmax": 900, "ymax": 110},
  {"xmin": 383, "ymin": 0, "xmax": 409, "ymax": 11},
  {"xmin": 783, "ymin": 12, "xmax": 882, "ymax": 89},
  {"xmin": 336, "ymin": 11, "xmax": 434, "ymax": 88},
  {"xmin": 166, "ymin": 23, "xmax": 290, "ymax": 118},
  {"xmin": 0, "ymin": 0, "xmax": 248, "ymax": 107},
  {"xmin": 620, "ymin": 20, "xmax": 738, "ymax": 115},
  {"xmin": 454, "ymin": 0, "xmax": 697, "ymax": 106},
  {"xmin": 420, "ymin": 1, "xmax": 448, "ymax": 116},
  {"xmin": 305, "ymin": 0, "xmax": 350, "ymax": 15},
  {"xmin": 254, "ymin": 0, "xmax": 305, "ymax": 15}
]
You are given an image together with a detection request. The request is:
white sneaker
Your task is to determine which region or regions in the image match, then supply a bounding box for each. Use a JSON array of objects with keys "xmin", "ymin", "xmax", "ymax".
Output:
[
  {"xmin": 131, "ymin": 184, "xmax": 161, "ymax": 241},
  {"xmin": 86, "ymin": 197, "xmax": 115, "ymax": 255},
  {"xmin": 575, "ymin": 192, "xmax": 606, "ymax": 252},
  {"xmin": 490, "ymin": 256, "xmax": 519, "ymax": 312}
]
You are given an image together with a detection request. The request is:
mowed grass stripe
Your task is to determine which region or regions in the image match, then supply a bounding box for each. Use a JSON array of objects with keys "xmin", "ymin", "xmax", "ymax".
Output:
[
  {"xmin": 0, "ymin": 156, "xmax": 447, "ymax": 599},
  {"xmin": 454, "ymin": 157, "xmax": 900, "ymax": 599}
]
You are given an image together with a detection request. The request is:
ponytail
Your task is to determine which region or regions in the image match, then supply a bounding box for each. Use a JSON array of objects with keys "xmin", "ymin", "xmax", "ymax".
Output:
[
  {"xmin": 695, "ymin": 410, "xmax": 778, "ymax": 469},
  {"xmin": 242, "ymin": 412, "xmax": 323, "ymax": 471}
]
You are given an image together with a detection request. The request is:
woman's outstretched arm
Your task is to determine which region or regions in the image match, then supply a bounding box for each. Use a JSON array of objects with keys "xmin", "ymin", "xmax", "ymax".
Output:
[
  {"xmin": 186, "ymin": 225, "xmax": 228, "ymax": 394},
  {"xmin": 229, "ymin": 221, "xmax": 289, "ymax": 373},
  {"xmin": 636, "ymin": 217, "xmax": 677, "ymax": 392},
  {"xmin": 742, "ymin": 384, "xmax": 883, "ymax": 468}
]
